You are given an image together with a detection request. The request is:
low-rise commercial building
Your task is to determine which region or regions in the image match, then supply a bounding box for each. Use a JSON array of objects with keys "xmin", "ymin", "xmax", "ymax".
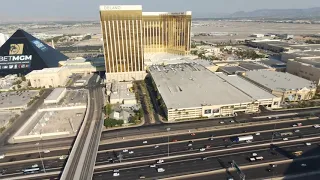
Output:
[
  {"xmin": 242, "ymin": 70, "xmax": 316, "ymax": 102},
  {"xmin": 44, "ymin": 88, "xmax": 66, "ymax": 104},
  {"xmin": 149, "ymin": 63, "xmax": 280, "ymax": 122},
  {"xmin": 26, "ymin": 67, "xmax": 71, "ymax": 88},
  {"xmin": 108, "ymin": 81, "xmax": 137, "ymax": 105}
]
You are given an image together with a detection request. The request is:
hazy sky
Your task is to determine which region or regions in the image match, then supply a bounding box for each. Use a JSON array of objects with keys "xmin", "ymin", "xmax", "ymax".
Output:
[{"xmin": 0, "ymin": 0, "xmax": 319, "ymax": 21}]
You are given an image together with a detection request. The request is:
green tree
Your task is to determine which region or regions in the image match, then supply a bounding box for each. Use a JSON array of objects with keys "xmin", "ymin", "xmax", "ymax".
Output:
[
  {"xmin": 21, "ymin": 76, "xmax": 26, "ymax": 81},
  {"xmin": 105, "ymin": 104, "xmax": 112, "ymax": 117}
]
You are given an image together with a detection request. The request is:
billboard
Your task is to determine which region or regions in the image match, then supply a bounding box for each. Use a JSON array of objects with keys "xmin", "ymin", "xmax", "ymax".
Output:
[{"xmin": 0, "ymin": 43, "xmax": 32, "ymax": 70}]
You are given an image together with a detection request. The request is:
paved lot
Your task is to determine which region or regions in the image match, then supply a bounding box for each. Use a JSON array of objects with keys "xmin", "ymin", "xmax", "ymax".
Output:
[
  {"xmin": 0, "ymin": 111, "xmax": 19, "ymax": 127},
  {"xmin": 0, "ymin": 90, "xmax": 39, "ymax": 109}
]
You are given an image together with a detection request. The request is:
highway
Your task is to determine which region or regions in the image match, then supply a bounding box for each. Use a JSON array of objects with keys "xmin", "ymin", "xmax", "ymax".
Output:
[
  {"xmin": 0, "ymin": 116, "xmax": 319, "ymax": 179},
  {"xmin": 92, "ymin": 139, "xmax": 320, "ymax": 179}
]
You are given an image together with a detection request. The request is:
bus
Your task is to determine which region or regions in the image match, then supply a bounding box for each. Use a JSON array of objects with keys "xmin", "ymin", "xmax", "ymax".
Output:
[{"xmin": 23, "ymin": 167, "xmax": 40, "ymax": 174}]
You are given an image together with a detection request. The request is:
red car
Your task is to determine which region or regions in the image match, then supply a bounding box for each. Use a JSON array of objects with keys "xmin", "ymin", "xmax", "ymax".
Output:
[
  {"xmin": 191, "ymin": 133, "xmax": 196, "ymax": 136},
  {"xmin": 172, "ymin": 139, "xmax": 178, "ymax": 142}
]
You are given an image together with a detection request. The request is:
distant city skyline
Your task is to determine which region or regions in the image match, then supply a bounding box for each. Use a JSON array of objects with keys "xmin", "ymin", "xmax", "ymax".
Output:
[{"xmin": 0, "ymin": 0, "xmax": 319, "ymax": 22}]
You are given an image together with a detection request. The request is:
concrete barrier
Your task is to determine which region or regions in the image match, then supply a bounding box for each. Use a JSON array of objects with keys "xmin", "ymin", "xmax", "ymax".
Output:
[{"xmin": 38, "ymin": 105, "xmax": 86, "ymax": 112}]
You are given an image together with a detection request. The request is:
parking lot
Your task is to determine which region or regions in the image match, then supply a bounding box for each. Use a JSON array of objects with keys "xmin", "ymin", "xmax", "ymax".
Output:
[
  {"xmin": 0, "ymin": 90, "xmax": 39, "ymax": 109},
  {"xmin": 60, "ymin": 90, "xmax": 87, "ymax": 105},
  {"xmin": 0, "ymin": 111, "xmax": 19, "ymax": 128}
]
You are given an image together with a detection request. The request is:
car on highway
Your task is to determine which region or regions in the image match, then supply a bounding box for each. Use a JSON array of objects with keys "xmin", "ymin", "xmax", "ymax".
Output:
[
  {"xmin": 157, "ymin": 168, "xmax": 165, "ymax": 172},
  {"xmin": 209, "ymin": 137, "xmax": 214, "ymax": 141},
  {"xmin": 188, "ymin": 147, "xmax": 194, "ymax": 150},
  {"xmin": 43, "ymin": 150, "xmax": 50, "ymax": 153},
  {"xmin": 123, "ymin": 149, "xmax": 128, "ymax": 152},
  {"xmin": 249, "ymin": 157, "xmax": 256, "ymax": 162},
  {"xmin": 191, "ymin": 133, "xmax": 196, "ymax": 136},
  {"xmin": 143, "ymin": 141, "xmax": 148, "ymax": 144},
  {"xmin": 270, "ymin": 164, "xmax": 277, "ymax": 168},
  {"xmin": 301, "ymin": 163, "xmax": 307, "ymax": 167},
  {"xmin": 205, "ymin": 145, "xmax": 211, "ymax": 148},
  {"xmin": 157, "ymin": 159, "xmax": 164, "ymax": 164},
  {"xmin": 246, "ymin": 140, "xmax": 252, "ymax": 143},
  {"xmin": 154, "ymin": 145, "xmax": 159, "ymax": 148},
  {"xmin": 199, "ymin": 148, "xmax": 206, "ymax": 152},
  {"xmin": 113, "ymin": 172, "xmax": 120, "ymax": 177},
  {"xmin": 129, "ymin": 151, "xmax": 134, "ymax": 154},
  {"xmin": 255, "ymin": 132, "xmax": 260, "ymax": 135},
  {"xmin": 0, "ymin": 154, "xmax": 5, "ymax": 159},
  {"xmin": 313, "ymin": 125, "xmax": 320, "ymax": 128},
  {"xmin": 305, "ymin": 142, "xmax": 312, "ymax": 146},
  {"xmin": 139, "ymin": 175, "xmax": 146, "ymax": 179},
  {"xmin": 223, "ymin": 138, "xmax": 228, "ymax": 142},
  {"xmin": 188, "ymin": 143, "xmax": 193, "ymax": 147},
  {"xmin": 266, "ymin": 168, "xmax": 274, "ymax": 172},
  {"xmin": 220, "ymin": 121, "xmax": 225, "ymax": 124},
  {"xmin": 292, "ymin": 124, "xmax": 297, "ymax": 127},
  {"xmin": 113, "ymin": 169, "xmax": 119, "ymax": 172},
  {"xmin": 31, "ymin": 164, "xmax": 38, "ymax": 168},
  {"xmin": 59, "ymin": 155, "xmax": 68, "ymax": 160},
  {"xmin": 294, "ymin": 129, "xmax": 300, "ymax": 133},
  {"xmin": 172, "ymin": 139, "xmax": 178, "ymax": 142},
  {"xmin": 230, "ymin": 120, "xmax": 235, "ymax": 123},
  {"xmin": 150, "ymin": 164, "xmax": 156, "ymax": 168},
  {"xmin": 297, "ymin": 123, "xmax": 302, "ymax": 126},
  {"xmin": 282, "ymin": 138, "xmax": 288, "ymax": 141},
  {"xmin": 252, "ymin": 153, "xmax": 258, "ymax": 157},
  {"xmin": 202, "ymin": 157, "xmax": 208, "ymax": 160},
  {"xmin": 255, "ymin": 156, "xmax": 264, "ymax": 160}
]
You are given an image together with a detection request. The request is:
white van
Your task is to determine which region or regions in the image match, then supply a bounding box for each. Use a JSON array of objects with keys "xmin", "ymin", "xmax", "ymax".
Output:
[
  {"xmin": 255, "ymin": 156, "xmax": 264, "ymax": 160},
  {"xmin": 157, "ymin": 168, "xmax": 165, "ymax": 172}
]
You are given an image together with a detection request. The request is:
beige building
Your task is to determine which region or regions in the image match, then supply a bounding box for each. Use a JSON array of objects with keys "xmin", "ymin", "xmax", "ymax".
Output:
[
  {"xmin": 149, "ymin": 63, "xmax": 281, "ymax": 122},
  {"xmin": 26, "ymin": 67, "xmax": 71, "ymax": 88},
  {"xmin": 99, "ymin": 5, "xmax": 191, "ymax": 82},
  {"xmin": 242, "ymin": 70, "xmax": 317, "ymax": 102},
  {"xmin": 287, "ymin": 58, "xmax": 320, "ymax": 85}
]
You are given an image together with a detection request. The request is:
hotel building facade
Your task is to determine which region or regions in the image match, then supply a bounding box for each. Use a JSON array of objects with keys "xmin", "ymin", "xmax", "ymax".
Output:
[{"xmin": 99, "ymin": 5, "xmax": 192, "ymax": 82}]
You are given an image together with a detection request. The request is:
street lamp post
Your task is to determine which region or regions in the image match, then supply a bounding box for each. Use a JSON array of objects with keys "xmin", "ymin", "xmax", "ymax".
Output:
[
  {"xmin": 167, "ymin": 127, "xmax": 171, "ymax": 157},
  {"xmin": 271, "ymin": 123, "xmax": 277, "ymax": 143},
  {"xmin": 35, "ymin": 143, "xmax": 46, "ymax": 173}
]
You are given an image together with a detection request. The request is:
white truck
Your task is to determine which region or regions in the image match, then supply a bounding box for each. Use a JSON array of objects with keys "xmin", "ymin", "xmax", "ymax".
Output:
[{"xmin": 231, "ymin": 135, "xmax": 253, "ymax": 143}]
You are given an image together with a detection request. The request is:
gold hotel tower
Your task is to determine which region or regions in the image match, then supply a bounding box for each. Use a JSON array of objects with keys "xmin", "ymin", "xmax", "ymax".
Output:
[{"xmin": 99, "ymin": 5, "xmax": 192, "ymax": 81}]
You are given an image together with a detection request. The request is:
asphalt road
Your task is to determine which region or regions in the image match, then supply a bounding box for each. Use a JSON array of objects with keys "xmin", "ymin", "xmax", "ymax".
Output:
[
  {"xmin": 184, "ymin": 156, "xmax": 320, "ymax": 180},
  {"xmin": 98, "ymin": 118, "xmax": 320, "ymax": 151},
  {"xmin": 92, "ymin": 140, "xmax": 320, "ymax": 180},
  {"xmin": 99, "ymin": 113, "xmax": 318, "ymax": 141},
  {"xmin": 95, "ymin": 126, "xmax": 320, "ymax": 166}
]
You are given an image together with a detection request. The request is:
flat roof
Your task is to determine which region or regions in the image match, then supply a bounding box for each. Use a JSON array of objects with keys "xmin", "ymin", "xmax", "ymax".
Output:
[
  {"xmin": 244, "ymin": 70, "xmax": 316, "ymax": 91},
  {"xmin": 45, "ymin": 88, "xmax": 66, "ymax": 101},
  {"xmin": 219, "ymin": 66, "xmax": 247, "ymax": 74},
  {"xmin": 149, "ymin": 63, "xmax": 254, "ymax": 109},
  {"xmin": 215, "ymin": 73, "xmax": 276, "ymax": 100},
  {"xmin": 27, "ymin": 67, "xmax": 65, "ymax": 75}
]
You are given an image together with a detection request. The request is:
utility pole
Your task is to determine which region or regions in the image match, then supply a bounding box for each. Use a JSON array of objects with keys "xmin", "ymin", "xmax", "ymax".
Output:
[
  {"xmin": 35, "ymin": 143, "xmax": 46, "ymax": 173},
  {"xmin": 167, "ymin": 127, "xmax": 171, "ymax": 157}
]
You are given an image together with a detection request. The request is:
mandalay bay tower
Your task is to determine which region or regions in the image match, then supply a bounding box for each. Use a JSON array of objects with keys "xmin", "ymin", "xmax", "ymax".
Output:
[{"xmin": 99, "ymin": 5, "xmax": 192, "ymax": 81}]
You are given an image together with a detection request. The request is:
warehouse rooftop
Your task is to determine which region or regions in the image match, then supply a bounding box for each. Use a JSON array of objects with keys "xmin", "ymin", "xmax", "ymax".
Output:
[
  {"xmin": 215, "ymin": 72, "xmax": 276, "ymax": 100},
  {"xmin": 244, "ymin": 70, "xmax": 316, "ymax": 91},
  {"xmin": 45, "ymin": 88, "xmax": 66, "ymax": 101},
  {"xmin": 149, "ymin": 63, "xmax": 254, "ymax": 109}
]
